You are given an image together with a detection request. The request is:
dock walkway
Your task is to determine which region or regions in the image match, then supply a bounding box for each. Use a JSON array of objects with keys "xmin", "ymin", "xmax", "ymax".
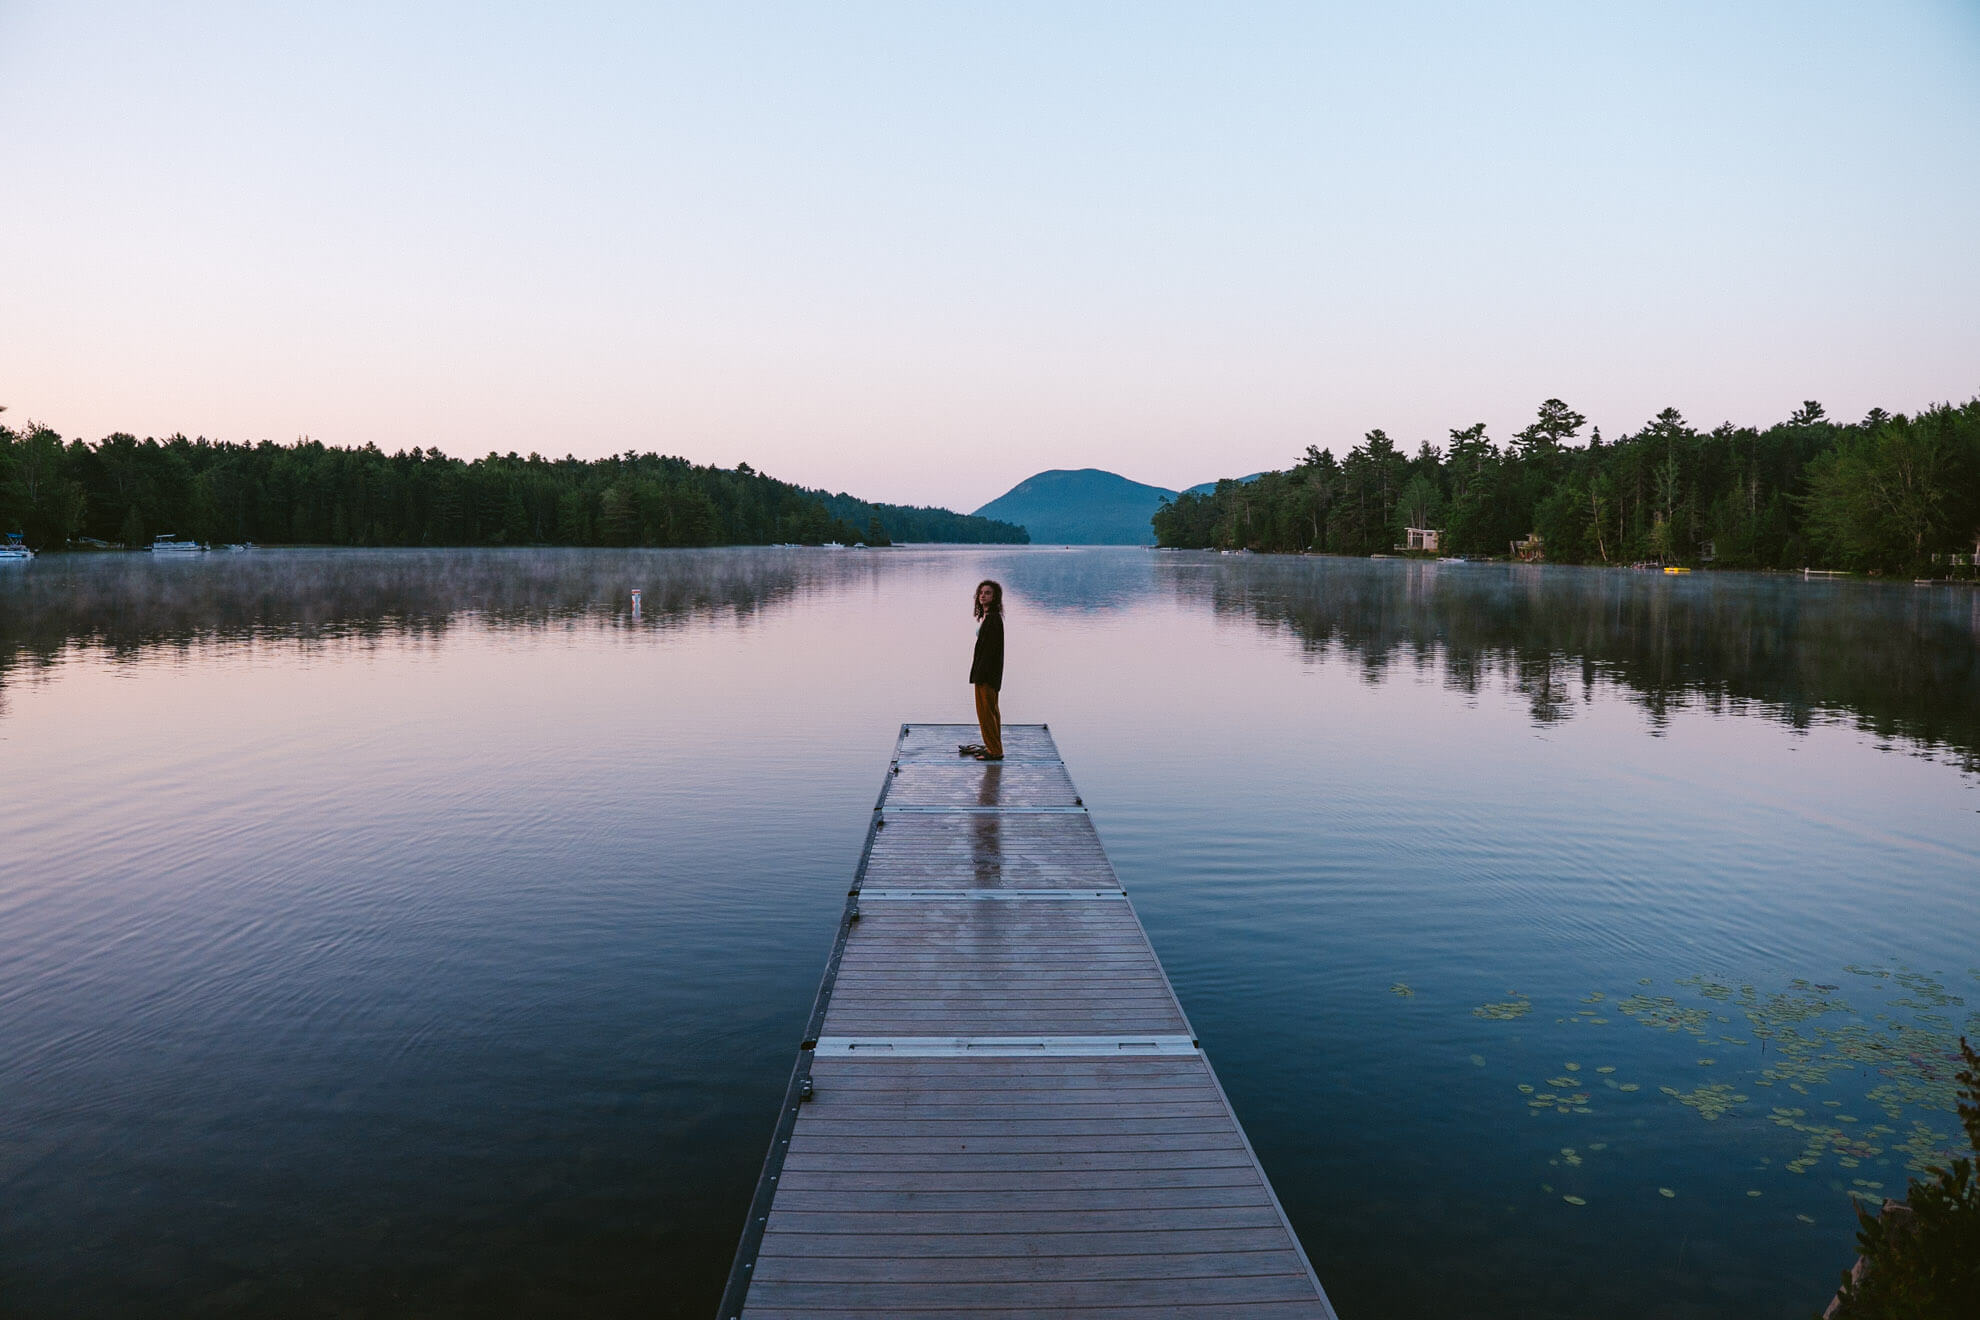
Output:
[{"xmin": 720, "ymin": 724, "xmax": 1335, "ymax": 1319}]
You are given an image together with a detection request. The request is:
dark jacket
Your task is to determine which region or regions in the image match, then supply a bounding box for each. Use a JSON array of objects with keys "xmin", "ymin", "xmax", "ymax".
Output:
[{"xmin": 969, "ymin": 612, "xmax": 1004, "ymax": 690}]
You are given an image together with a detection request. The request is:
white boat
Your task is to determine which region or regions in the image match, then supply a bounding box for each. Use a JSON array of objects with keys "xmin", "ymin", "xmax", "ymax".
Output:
[
  {"xmin": 0, "ymin": 533, "xmax": 32, "ymax": 562},
  {"xmin": 150, "ymin": 534, "xmax": 208, "ymax": 554},
  {"xmin": 222, "ymin": 542, "xmax": 254, "ymax": 552}
]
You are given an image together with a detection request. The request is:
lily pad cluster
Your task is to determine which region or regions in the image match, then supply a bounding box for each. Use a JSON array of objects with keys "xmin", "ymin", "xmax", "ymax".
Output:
[
  {"xmin": 1658, "ymin": 1080, "xmax": 1749, "ymax": 1120},
  {"xmin": 1766, "ymin": 1105, "xmax": 1891, "ymax": 1177},
  {"xmin": 1450, "ymin": 962, "xmax": 1975, "ymax": 1204},
  {"xmin": 1520, "ymin": 1070, "xmax": 1595, "ymax": 1115},
  {"xmin": 1472, "ymin": 991, "xmax": 1532, "ymax": 1020}
]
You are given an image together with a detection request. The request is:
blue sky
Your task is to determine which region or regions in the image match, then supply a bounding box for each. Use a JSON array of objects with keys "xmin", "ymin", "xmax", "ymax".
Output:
[{"xmin": 3, "ymin": 2, "xmax": 1976, "ymax": 510}]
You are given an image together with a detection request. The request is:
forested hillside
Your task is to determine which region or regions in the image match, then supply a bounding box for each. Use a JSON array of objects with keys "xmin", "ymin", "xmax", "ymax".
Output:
[
  {"xmin": 1153, "ymin": 398, "xmax": 1980, "ymax": 574},
  {"xmin": 0, "ymin": 424, "xmax": 1027, "ymax": 550}
]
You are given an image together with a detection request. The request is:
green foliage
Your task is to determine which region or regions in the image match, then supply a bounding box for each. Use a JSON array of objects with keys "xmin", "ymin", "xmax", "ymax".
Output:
[
  {"xmin": 1152, "ymin": 396, "xmax": 1980, "ymax": 575},
  {"xmin": 814, "ymin": 491, "xmax": 1019, "ymax": 544},
  {"xmin": 1802, "ymin": 415, "xmax": 1970, "ymax": 571},
  {"xmin": 1511, "ymin": 397, "xmax": 1586, "ymax": 463},
  {"xmin": 0, "ymin": 430, "xmax": 1027, "ymax": 550},
  {"xmin": 1826, "ymin": 1038, "xmax": 1980, "ymax": 1319},
  {"xmin": 0, "ymin": 425, "xmax": 87, "ymax": 547}
]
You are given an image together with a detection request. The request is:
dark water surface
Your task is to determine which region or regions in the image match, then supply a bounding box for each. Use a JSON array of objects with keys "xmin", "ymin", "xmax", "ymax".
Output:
[{"xmin": 2, "ymin": 548, "xmax": 1975, "ymax": 1319}]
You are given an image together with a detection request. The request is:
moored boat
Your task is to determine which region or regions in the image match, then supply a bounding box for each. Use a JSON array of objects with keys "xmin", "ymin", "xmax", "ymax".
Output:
[
  {"xmin": 150, "ymin": 534, "xmax": 208, "ymax": 553},
  {"xmin": 0, "ymin": 532, "xmax": 32, "ymax": 562}
]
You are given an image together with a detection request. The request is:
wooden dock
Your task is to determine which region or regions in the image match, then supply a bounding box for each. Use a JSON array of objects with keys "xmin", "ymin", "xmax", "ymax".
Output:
[{"xmin": 720, "ymin": 723, "xmax": 1335, "ymax": 1319}]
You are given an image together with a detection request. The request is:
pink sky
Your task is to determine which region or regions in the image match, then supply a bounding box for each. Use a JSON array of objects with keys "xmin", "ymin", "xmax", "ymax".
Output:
[{"xmin": 3, "ymin": 2, "xmax": 1976, "ymax": 511}]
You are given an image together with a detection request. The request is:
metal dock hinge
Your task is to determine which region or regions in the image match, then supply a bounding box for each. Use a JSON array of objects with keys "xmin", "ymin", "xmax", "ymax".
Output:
[{"xmin": 798, "ymin": 1078, "xmax": 814, "ymax": 1102}]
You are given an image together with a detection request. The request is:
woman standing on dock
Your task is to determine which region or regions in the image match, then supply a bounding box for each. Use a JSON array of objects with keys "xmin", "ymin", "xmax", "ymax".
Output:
[{"xmin": 967, "ymin": 579, "xmax": 1004, "ymax": 761}]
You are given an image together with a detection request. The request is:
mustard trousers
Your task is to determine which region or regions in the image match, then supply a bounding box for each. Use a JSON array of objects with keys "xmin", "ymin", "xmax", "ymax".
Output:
[{"xmin": 973, "ymin": 684, "xmax": 1003, "ymax": 759}]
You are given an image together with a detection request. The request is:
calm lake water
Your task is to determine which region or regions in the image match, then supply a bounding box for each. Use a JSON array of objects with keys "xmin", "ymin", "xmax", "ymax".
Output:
[{"xmin": 2, "ymin": 547, "xmax": 1976, "ymax": 1319}]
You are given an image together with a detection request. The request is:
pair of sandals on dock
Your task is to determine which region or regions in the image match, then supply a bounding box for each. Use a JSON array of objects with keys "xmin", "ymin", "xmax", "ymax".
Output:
[{"xmin": 956, "ymin": 743, "xmax": 1003, "ymax": 761}]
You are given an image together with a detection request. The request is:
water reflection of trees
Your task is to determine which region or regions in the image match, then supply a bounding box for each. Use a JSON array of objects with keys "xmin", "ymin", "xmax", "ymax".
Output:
[
  {"xmin": 1164, "ymin": 557, "xmax": 1980, "ymax": 768},
  {"xmin": 6, "ymin": 549, "xmax": 1975, "ymax": 770},
  {"xmin": 0, "ymin": 548, "xmax": 848, "ymax": 703}
]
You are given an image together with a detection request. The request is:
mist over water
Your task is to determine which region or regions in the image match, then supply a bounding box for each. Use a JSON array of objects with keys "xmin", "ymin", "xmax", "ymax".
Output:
[{"xmin": 2, "ymin": 547, "xmax": 1975, "ymax": 1318}]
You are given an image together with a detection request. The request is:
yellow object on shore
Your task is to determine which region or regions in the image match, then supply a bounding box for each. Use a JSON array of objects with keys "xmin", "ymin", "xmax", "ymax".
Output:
[{"xmin": 1664, "ymin": 566, "xmax": 1692, "ymax": 574}]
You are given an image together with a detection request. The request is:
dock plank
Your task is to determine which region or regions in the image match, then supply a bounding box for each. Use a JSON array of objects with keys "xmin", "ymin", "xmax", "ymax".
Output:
[
  {"xmin": 748, "ymin": 1226, "xmax": 1296, "ymax": 1259},
  {"xmin": 721, "ymin": 724, "xmax": 1334, "ymax": 1320},
  {"xmin": 744, "ymin": 1304, "xmax": 1334, "ymax": 1320},
  {"xmin": 742, "ymin": 1274, "xmax": 1326, "ymax": 1309},
  {"xmin": 894, "ymin": 722, "xmax": 1061, "ymax": 763},
  {"xmin": 860, "ymin": 812, "xmax": 1120, "ymax": 890},
  {"xmin": 750, "ymin": 1249, "xmax": 1307, "ymax": 1284},
  {"xmin": 884, "ymin": 762, "xmax": 1083, "ymax": 809},
  {"xmin": 775, "ymin": 1168, "xmax": 1265, "ymax": 1192}
]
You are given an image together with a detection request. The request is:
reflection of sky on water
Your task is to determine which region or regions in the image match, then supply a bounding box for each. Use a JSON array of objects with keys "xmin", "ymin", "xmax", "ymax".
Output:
[
  {"xmin": 0, "ymin": 547, "xmax": 1975, "ymax": 1319},
  {"xmin": 6, "ymin": 548, "xmax": 1973, "ymax": 767}
]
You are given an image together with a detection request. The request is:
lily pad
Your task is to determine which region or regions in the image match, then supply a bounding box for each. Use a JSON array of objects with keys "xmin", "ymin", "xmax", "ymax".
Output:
[{"xmin": 1474, "ymin": 993, "xmax": 1532, "ymax": 1020}]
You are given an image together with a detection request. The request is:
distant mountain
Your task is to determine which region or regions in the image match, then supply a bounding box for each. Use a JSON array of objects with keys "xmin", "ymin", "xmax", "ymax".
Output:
[
  {"xmin": 972, "ymin": 469, "xmax": 1179, "ymax": 545},
  {"xmin": 1182, "ymin": 472, "xmax": 1266, "ymax": 497}
]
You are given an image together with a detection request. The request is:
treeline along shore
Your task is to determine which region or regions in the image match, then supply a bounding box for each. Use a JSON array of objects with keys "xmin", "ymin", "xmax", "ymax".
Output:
[
  {"xmin": 1155, "ymin": 396, "xmax": 1980, "ymax": 576},
  {"xmin": 0, "ymin": 426, "xmax": 1029, "ymax": 550}
]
